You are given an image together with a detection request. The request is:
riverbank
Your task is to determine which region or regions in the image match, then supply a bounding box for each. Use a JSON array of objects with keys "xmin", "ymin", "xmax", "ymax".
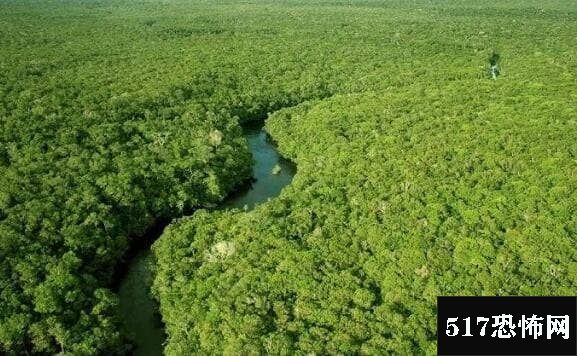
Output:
[{"xmin": 116, "ymin": 122, "xmax": 296, "ymax": 355}]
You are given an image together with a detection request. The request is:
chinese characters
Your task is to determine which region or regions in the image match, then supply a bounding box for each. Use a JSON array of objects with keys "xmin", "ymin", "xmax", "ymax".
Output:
[{"xmin": 445, "ymin": 314, "xmax": 570, "ymax": 340}]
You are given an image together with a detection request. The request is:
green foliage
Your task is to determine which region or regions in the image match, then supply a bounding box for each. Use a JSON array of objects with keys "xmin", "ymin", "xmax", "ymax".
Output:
[
  {"xmin": 1, "ymin": 0, "xmax": 577, "ymax": 354},
  {"xmin": 155, "ymin": 84, "xmax": 577, "ymax": 354}
]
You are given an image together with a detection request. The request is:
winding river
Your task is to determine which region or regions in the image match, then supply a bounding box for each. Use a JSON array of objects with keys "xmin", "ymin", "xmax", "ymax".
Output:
[{"xmin": 116, "ymin": 122, "xmax": 296, "ymax": 355}]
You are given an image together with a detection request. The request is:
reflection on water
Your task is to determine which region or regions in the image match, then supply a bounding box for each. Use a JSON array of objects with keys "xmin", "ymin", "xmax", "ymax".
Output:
[
  {"xmin": 222, "ymin": 125, "xmax": 296, "ymax": 210},
  {"xmin": 117, "ymin": 252, "xmax": 164, "ymax": 356},
  {"xmin": 117, "ymin": 123, "xmax": 295, "ymax": 355}
]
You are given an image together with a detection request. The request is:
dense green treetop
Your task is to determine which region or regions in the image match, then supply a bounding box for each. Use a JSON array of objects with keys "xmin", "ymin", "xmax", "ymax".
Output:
[
  {"xmin": 154, "ymin": 84, "xmax": 577, "ymax": 354},
  {"xmin": 1, "ymin": 0, "xmax": 576, "ymax": 354}
]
